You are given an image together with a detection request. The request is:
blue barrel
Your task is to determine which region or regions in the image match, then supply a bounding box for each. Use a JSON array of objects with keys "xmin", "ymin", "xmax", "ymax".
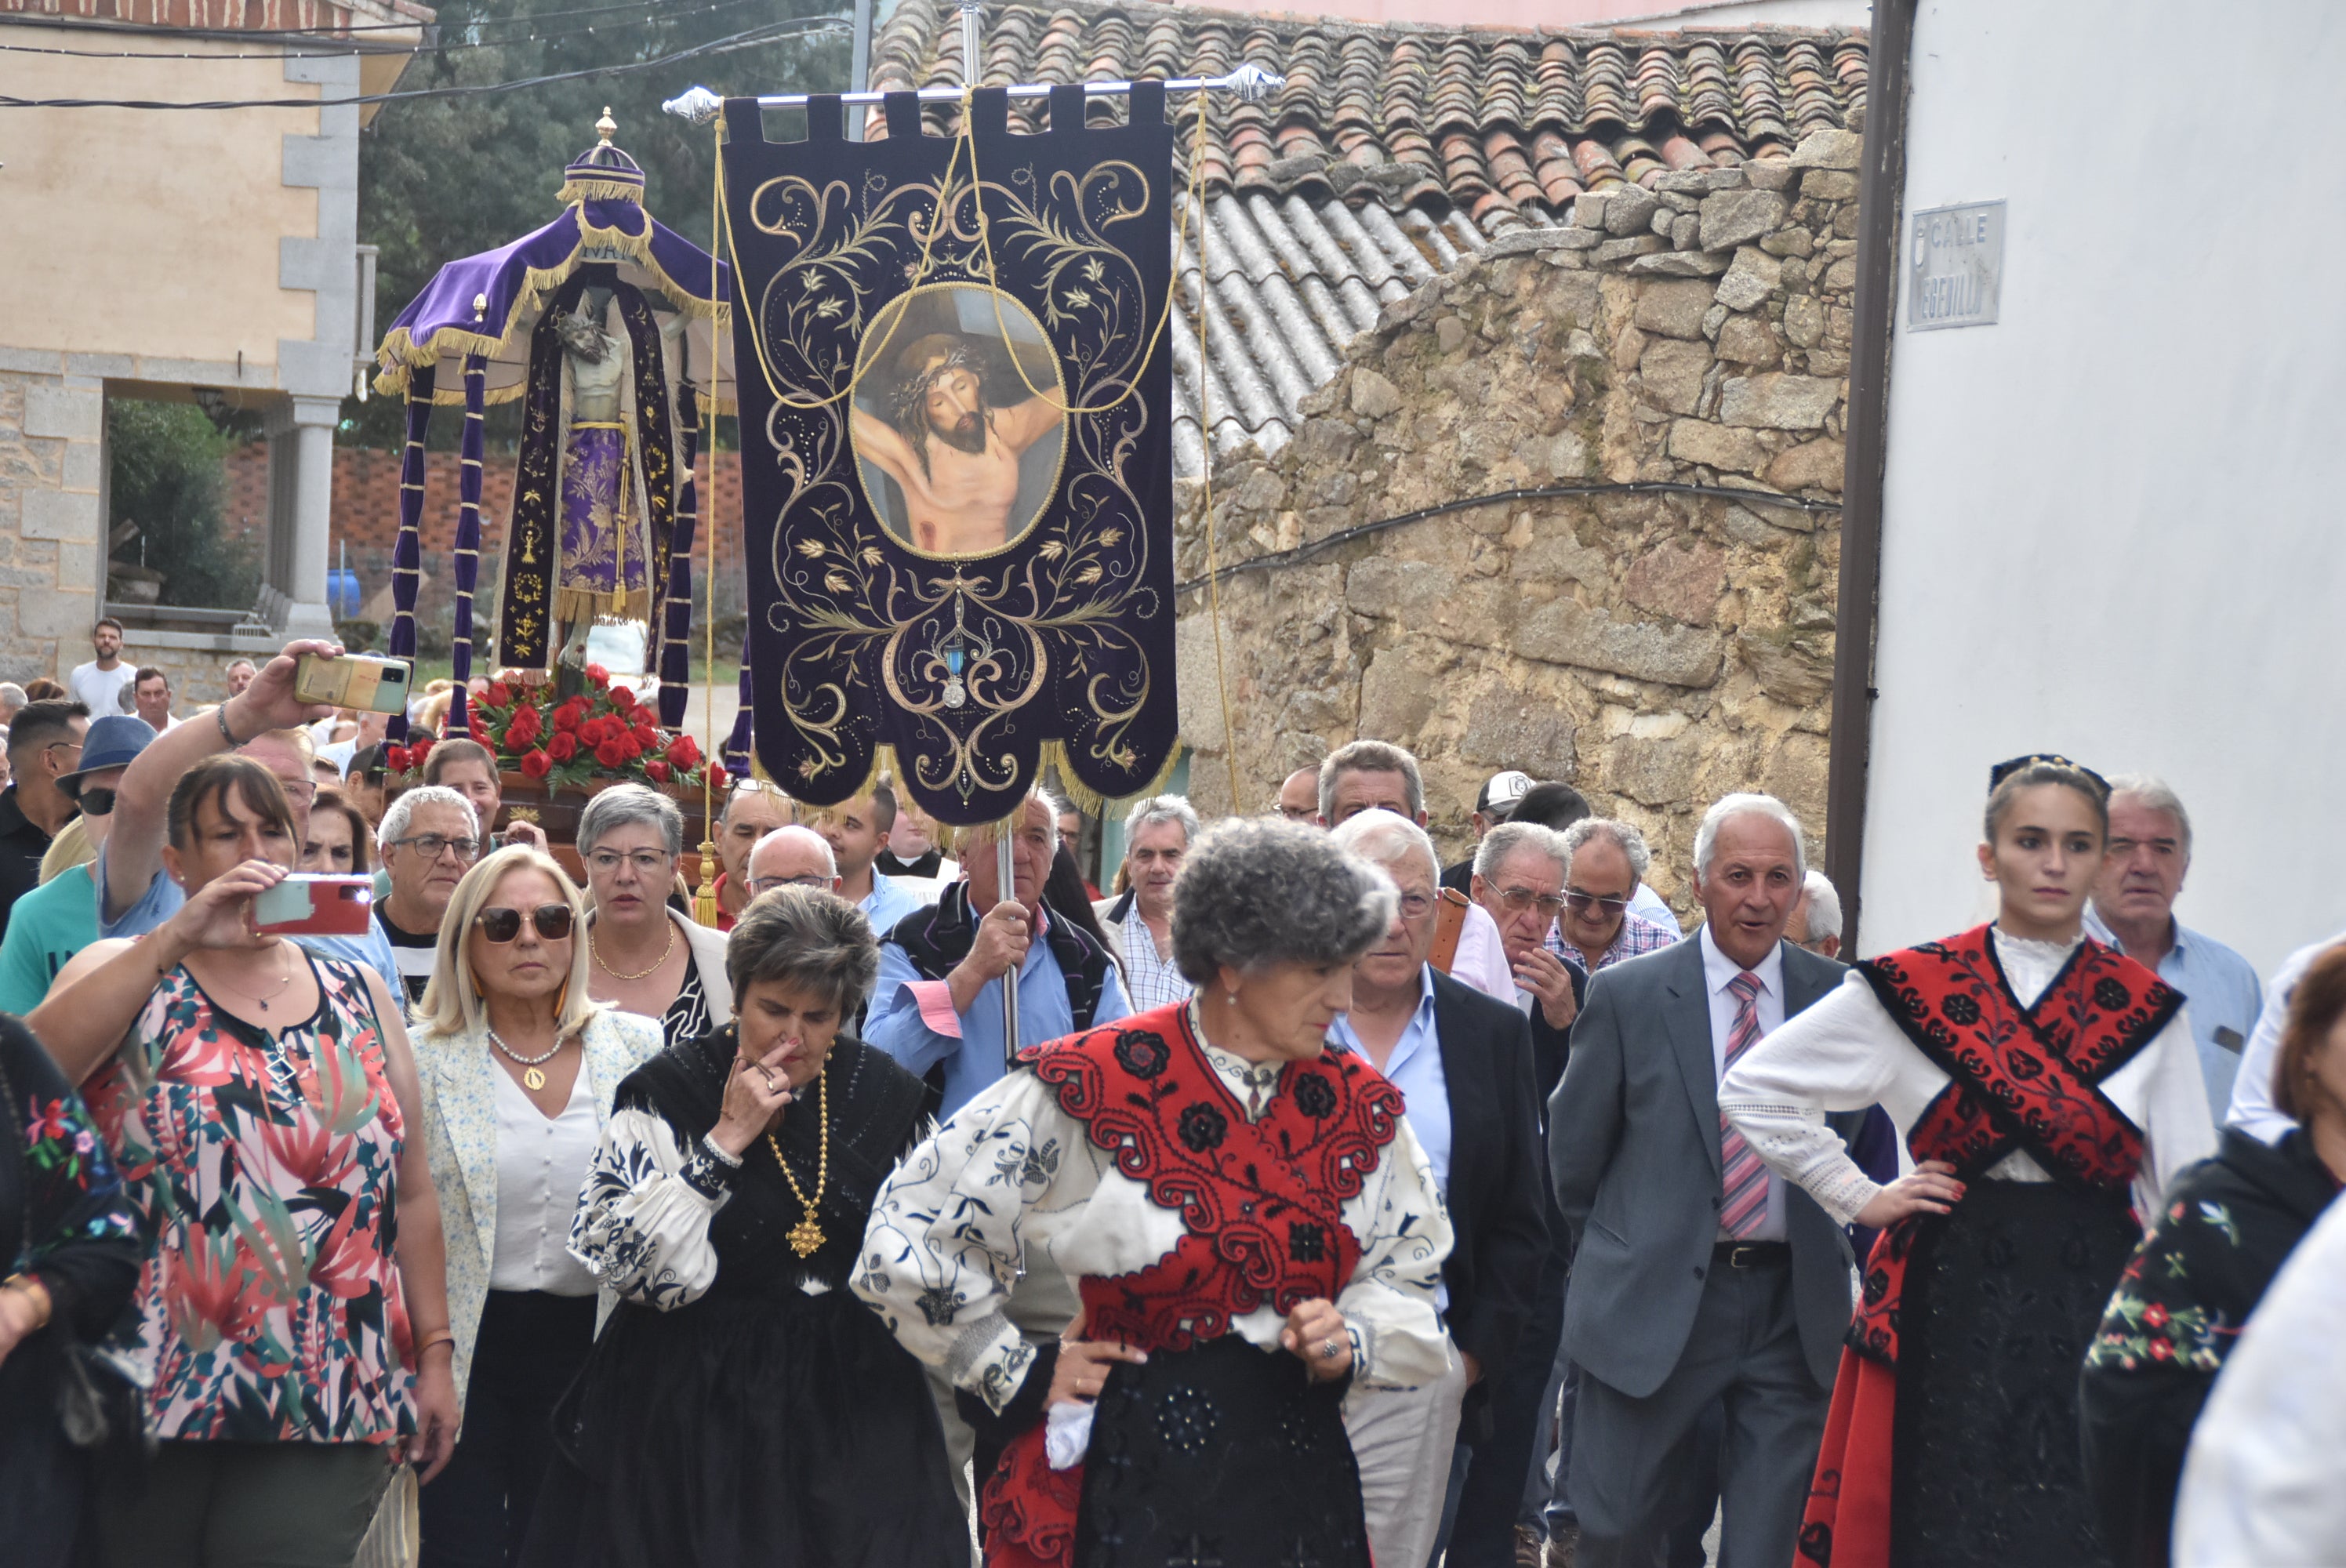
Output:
[{"xmin": 326, "ymin": 568, "xmax": 362, "ymax": 620}]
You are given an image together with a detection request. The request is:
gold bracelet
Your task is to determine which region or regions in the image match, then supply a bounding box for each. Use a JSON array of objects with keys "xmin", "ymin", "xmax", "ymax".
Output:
[{"xmin": 2, "ymin": 1272, "xmax": 53, "ymax": 1331}]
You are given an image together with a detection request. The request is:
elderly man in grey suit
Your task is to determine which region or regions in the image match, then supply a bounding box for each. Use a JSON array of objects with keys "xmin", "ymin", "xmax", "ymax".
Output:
[{"xmin": 1549, "ymin": 793, "xmax": 1859, "ymax": 1568}]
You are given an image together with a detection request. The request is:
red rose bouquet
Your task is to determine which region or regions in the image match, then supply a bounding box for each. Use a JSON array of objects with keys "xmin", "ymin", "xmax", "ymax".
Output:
[{"xmin": 394, "ymin": 666, "xmax": 722, "ymax": 794}]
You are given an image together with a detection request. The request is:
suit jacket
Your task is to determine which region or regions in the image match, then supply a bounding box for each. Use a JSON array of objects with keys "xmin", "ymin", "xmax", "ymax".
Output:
[
  {"xmin": 414, "ymin": 1007, "xmax": 667, "ymax": 1413},
  {"xmin": 1426, "ymin": 970, "xmax": 1554, "ymax": 1444},
  {"xmin": 1548, "ymin": 935, "xmax": 1859, "ymax": 1397}
]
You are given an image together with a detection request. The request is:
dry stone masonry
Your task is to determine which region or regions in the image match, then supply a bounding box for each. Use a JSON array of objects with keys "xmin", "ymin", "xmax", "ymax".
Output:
[{"xmin": 1174, "ymin": 127, "xmax": 1862, "ymax": 918}]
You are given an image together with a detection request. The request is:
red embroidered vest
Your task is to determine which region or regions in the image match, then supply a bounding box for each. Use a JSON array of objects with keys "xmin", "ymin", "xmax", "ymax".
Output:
[
  {"xmin": 979, "ymin": 1003, "xmax": 1406, "ymax": 1567},
  {"xmin": 1847, "ymin": 925, "xmax": 2180, "ymax": 1366}
]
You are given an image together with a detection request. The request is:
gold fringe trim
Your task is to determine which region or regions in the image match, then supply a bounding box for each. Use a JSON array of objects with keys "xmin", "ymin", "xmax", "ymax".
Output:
[
  {"xmin": 556, "ymin": 175, "xmax": 647, "ymax": 205},
  {"xmin": 373, "ymin": 207, "xmax": 732, "ymax": 403},
  {"xmin": 759, "ymin": 739, "xmax": 1189, "ymax": 850},
  {"xmin": 553, "ymin": 584, "xmax": 654, "ymax": 622}
]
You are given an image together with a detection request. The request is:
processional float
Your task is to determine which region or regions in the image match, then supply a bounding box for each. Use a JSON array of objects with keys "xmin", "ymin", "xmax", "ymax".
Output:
[{"xmin": 666, "ymin": 1, "xmax": 1277, "ymax": 1050}]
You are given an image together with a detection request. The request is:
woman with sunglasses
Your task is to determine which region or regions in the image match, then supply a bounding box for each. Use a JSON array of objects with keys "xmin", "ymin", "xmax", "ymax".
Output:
[
  {"xmin": 524, "ymin": 885, "xmax": 962, "ymax": 1567},
  {"xmin": 408, "ymin": 846, "xmax": 664, "ymax": 1568}
]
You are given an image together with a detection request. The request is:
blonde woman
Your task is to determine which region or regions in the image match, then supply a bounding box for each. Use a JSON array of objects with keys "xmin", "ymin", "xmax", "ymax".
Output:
[{"xmin": 409, "ymin": 846, "xmax": 664, "ymax": 1568}]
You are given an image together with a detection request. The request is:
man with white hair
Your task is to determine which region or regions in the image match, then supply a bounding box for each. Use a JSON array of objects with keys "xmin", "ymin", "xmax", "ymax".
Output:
[
  {"xmin": 1315, "ymin": 739, "xmax": 1524, "ymax": 1007},
  {"xmin": 1549, "ymin": 793, "xmax": 1862, "ymax": 1568},
  {"xmin": 1331, "ymin": 809, "xmax": 1549, "ymax": 1568},
  {"xmin": 744, "ymin": 822, "xmax": 840, "ymax": 897},
  {"xmin": 1551, "ymin": 818, "xmax": 1679, "ymax": 978},
  {"xmin": 2083, "ymin": 774, "xmax": 2262, "ymax": 1120},
  {"xmin": 1788, "ymin": 869, "xmax": 1844, "ymax": 959},
  {"xmin": 376, "ymin": 785, "xmax": 481, "ymax": 1003},
  {"xmin": 1095, "ymin": 794, "xmax": 1200, "ymax": 1011}
]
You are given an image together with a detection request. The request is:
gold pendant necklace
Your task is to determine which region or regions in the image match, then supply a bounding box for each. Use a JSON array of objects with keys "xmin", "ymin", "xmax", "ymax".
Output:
[
  {"xmin": 764, "ymin": 1061, "xmax": 830, "ymax": 1258},
  {"xmin": 591, "ymin": 919, "xmax": 677, "ymax": 982},
  {"xmin": 486, "ymin": 1026, "xmax": 565, "ymax": 1091}
]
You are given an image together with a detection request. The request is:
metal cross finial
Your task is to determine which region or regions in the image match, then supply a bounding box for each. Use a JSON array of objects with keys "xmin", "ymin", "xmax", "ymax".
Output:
[{"xmin": 596, "ymin": 105, "xmax": 617, "ymax": 145}]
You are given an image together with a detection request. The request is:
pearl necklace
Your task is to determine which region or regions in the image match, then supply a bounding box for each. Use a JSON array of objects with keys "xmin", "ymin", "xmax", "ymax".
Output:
[{"xmin": 487, "ymin": 1026, "xmax": 565, "ymax": 1091}]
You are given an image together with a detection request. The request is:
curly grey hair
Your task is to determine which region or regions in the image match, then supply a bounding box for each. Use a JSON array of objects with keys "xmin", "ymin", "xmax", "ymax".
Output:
[
  {"xmin": 1122, "ymin": 793, "xmax": 1200, "ymax": 847},
  {"xmin": 578, "ymin": 782, "xmax": 685, "ymax": 858},
  {"xmin": 1331, "ymin": 808, "xmax": 1440, "ymax": 885},
  {"xmin": 2105, "ymin": 772, "xmax": 2192, "ymax": 860},
  {"xmin": 726, "ymin": 884, "xmax": 881, "ymax": 1015},
  {"xmin": 1171, "ymin": 818, "xmax": 1398, "ymax": 986},
  {"xmin": 1692, "ymin": 793, "xmax": 1805, "ymax": 880},
  {"xmin": 1561, "ymin": 817, "xmax": 1653, "ymax": 882}
]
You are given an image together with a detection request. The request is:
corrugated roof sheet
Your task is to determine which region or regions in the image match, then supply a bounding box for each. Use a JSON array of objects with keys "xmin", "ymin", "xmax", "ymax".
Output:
[{"xmin": 867, "ymin": 0, "xmax": 1868, "ymax": 466}]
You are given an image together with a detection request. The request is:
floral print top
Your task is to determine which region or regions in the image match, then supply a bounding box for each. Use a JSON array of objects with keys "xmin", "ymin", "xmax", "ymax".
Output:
[
  {"xmin": 0, "ymin": 1013, "xmax": 139, "ymax": 1339},
  {"xmin": 82, "ymin": 954, "xmax": 416, "ymax": 1444}
]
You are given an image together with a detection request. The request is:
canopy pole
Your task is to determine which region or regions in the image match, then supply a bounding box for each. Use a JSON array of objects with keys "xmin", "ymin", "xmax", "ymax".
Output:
[
  {"xmin": 661, "ymin": 62, "xmax": 1280, "ymax": 122},
  {"xmin": 998, "ymin": 833, "xmax": 1019, "ymax": 1073}
]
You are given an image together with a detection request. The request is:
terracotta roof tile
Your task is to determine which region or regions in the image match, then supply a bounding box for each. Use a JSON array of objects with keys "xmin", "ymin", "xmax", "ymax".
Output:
[{"xmin": 862, "ymin": 0, "xmax": 1865, "ymax": 465}]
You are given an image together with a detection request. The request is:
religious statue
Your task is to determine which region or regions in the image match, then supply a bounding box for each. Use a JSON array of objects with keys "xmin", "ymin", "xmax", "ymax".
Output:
[{"xmin": 550, "ymin": 294, "xmax": 653, "ymax": 671}]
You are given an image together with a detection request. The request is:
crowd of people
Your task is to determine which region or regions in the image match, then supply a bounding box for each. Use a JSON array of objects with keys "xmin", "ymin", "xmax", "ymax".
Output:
[{"xmin": 0, "ymin": 633, "xmax": 2341, "ymax": 1568}]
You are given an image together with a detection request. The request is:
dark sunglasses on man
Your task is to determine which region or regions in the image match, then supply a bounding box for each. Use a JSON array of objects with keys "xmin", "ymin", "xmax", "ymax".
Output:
[
  {"xmin": 71, "ymin": 786, "xmax": 118, "ymax": 818},
  {"xmin": 475, "ymin": 904, "xmax": 576, "ymax": 943},
  {"xmin": 1563, "ymin": 889, "xmax": 1630, "ymax": 916}
]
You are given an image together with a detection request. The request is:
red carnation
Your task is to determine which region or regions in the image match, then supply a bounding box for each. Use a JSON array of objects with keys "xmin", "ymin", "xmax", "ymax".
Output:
[
  {"xmin": 519, "ymin": 749, "xmax": 553, "ymax": 781},
  {"xmin": 485, "ymin": 681, "xmax": 513, "ymax": 710},
  {"xmin": 594, "ymin": 740, "xmax": 627, "ymax": 770},
  {"xmin": 385, "ymin": 744, "xmax": 411, "ymax": 773},
  {"xmin": 546, "ymin": 732, "xmax": 579, "ymax": 763},
  {"xmin": 665, "ymin": 734, "xmax": 701, "ymax": 768},
  {"xmin": 645, "ymin": 759, "xmax": 671, "ymax": 783},
  {"xmin": 584, "ymin": 663, "xmax": 609, "ymax": 686}
]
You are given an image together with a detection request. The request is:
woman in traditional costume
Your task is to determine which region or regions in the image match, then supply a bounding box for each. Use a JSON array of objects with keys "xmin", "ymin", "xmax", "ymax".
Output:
[
  {"xmin": 1717, "ymin": 757, "xmax": 2216, "ymax": 1568},
  {"xmin": 855, "ymin": 817, "xmax": 1455, "ymax": 1568},
  {"xmin": 523, "ymin": 887, "xmax": 962, "ymax": 1567}
]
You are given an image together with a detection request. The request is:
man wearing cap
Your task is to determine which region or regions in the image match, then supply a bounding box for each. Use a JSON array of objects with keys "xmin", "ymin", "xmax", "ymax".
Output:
[
  {"xmin": 1441, "ymin": 769, "xmax": 1534, "ymax": 891},
  {"xmin": 0, "ymin": 715, "xmax": 154, "ymax": 1009},
  {"xmin": 0, "ymin": 699, "xmax": 91, "ymax": 931}
]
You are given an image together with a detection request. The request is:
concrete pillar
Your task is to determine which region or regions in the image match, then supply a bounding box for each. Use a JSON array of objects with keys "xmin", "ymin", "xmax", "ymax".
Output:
[{"xmin": 278, "ymin": 395, "xmax": 340, "ymax": 637}]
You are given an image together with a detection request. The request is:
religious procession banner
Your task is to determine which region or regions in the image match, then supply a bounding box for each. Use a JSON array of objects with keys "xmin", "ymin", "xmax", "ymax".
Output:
[{"xmin": 720, "ymin": 82, "xmax": 1177, "ymax": 826}]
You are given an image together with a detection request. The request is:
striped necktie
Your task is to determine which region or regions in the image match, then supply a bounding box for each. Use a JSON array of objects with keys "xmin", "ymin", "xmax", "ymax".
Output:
[{"xmin": 1718, "ymin": 969, "xmax": 1770, "ymax": 1239}]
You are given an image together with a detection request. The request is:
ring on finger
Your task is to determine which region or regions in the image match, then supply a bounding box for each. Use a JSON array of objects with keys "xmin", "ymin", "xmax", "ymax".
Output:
[{"xmin": 1320, "ymin": 1336, "xmax": 1341, "ymax": 1360}]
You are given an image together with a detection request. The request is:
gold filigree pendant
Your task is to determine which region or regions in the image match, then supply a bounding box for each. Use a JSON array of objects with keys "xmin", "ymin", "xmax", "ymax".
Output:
[
  {"xmin": 523, "ymin": 1067, "xmax": 547, "ymax": 1091},
  {"xmin": 786, "ymin": 1216, "xmax": 826, "ymax": 1258}
]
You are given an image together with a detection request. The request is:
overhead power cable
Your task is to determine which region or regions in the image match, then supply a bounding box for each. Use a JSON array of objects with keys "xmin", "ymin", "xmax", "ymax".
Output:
[
  {"xmin": 0, "ymin": 0, "xmax": 784, "ymax": 41},
  {"xmin": 0, "ymin": 0, "xmax": 780, "ymax": 60},
  {"xmin": 0, "ymin": 13, "xmax": 848, "ymax": 110},
  {"xmin": 1170, "ymin": 481, "xmax": 1842, "ymax": 596}
]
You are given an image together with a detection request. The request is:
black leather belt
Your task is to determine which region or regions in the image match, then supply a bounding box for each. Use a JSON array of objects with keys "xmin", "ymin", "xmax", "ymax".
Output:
[{"xmin": 1712, "ymin": 1241, "xmax": 1791, "ymax": 1269}]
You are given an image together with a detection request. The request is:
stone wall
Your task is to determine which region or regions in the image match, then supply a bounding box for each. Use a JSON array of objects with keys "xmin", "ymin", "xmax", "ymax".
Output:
[
  {"xmin": 1173, "ymin": 129, "xmax": 1861, "ymax": 916},
  {"xmin": 0, "ymin": 357, "xmax": 107, "ymax": 684}
]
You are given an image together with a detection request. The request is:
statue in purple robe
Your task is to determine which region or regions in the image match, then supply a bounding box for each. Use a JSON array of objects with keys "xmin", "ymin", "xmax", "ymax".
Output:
[{"xmin": 552, "ymin": 295, "xmax": 654, "ymax": 670}]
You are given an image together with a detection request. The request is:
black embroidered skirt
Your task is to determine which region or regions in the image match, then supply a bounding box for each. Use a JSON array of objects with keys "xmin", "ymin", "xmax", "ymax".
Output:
[
  {"xmin": 1076, "ymin": 1334, "xmax": 1370, "ymax": 1568},
  {"xmin": 1892, "ymin": 1178, "xmax": 2139, "ymax": 1568},
  {"xmin": 523, "ymin": 1286, "xmax": 965, "ymax": 1568}
]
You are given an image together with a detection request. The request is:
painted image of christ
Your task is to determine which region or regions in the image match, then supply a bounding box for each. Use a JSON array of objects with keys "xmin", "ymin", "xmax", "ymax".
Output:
[{"xmin": 850, "ymin": 285, "xmax": 1067, "ymax": 557}]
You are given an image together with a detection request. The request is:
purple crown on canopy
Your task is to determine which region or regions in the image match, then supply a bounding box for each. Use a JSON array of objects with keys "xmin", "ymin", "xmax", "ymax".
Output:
[
  {"xmin": 370, "ymin": 105, "xmax": 732, "ymax": 408},
  {"xmin": 559, "ymin": 106, "xmax": 648, "ymax": 206}
]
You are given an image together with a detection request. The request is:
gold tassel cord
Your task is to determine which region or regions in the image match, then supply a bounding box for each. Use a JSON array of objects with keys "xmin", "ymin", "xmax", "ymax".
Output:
[
  {"xmin": 1197, "ymin": 168, "xmax": 1241, "ymax": 813},
  {"xmin": 693, "ymin": 112, "xmax": 725, "ymax": 929}
]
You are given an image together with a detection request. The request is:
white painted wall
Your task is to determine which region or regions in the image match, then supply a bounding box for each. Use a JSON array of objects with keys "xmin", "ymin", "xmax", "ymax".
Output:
[{"xmin": 1858, "ymin": 0, "xmax": 2346, "ymax": 975}]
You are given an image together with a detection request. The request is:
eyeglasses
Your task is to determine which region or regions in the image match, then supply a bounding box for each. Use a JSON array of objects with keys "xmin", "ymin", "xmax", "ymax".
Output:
[
  {"xmin": 74, "ymin": 786, "xmax": 118, "ymax": 818},
  {"xmin": 1276, "ymin": 804, "xmax": 1317, "ymax": 822},
  {"xmin": 1497, "ymin": 886, "xmax": 1568, "ymax": 920},
  {"xmin": 746, "ymin": 873, "xmax": 836, "ymax": 895},
  {"xmin": 389, "ymin": 833, "xmax": 480, "ymax": 862},
  {"xmin": 1563, "ymin": 889, "xmax": 1630, "ymax": 916},
  {"xmin": 42, "ymin": 740, "xmax": 83, "ymax": 764},
  {"xmin": 476, "ymin": 904, "xmax": 575, "ymax": 943},
  {"xmin": 1395, "ymin": 891, "xmax": 1436, "ymax": 920},
  {"xmin": 585, "ymin": 848, "xmax": 674, "ymax": 877},
  {"xmin": 278, "ymin": 778, "xmax": 318, "ymax": 804}
]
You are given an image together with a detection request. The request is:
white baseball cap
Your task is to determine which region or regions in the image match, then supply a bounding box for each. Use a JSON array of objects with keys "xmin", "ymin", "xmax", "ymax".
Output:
[{"xmin": 1477, "ymin": 770, "xmax": 1535, "ymax": 815}]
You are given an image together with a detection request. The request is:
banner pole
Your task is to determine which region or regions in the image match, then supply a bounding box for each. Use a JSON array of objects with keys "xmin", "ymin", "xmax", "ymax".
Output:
[
  {"xmin": 662, "ymin": 64, "xmax": 1281, "ymax": 123},
  {"xmin": 998, "ymin": 832, "xmax": 1019, "ymax": 1071}
]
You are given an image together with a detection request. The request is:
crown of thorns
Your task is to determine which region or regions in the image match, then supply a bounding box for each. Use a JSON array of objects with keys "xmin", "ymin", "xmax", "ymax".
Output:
[{"xmin": 888, "ymin": 339, "xmax": 982, "ymax": 430}]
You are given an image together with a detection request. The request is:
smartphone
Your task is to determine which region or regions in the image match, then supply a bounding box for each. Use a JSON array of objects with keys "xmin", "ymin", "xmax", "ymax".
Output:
[
  {"xmin": 254, "ymin": 875, "xmax": 376, "ymax": 937},
  {"xmin": 293, "ymin": 653, "xmax": 412, "ymax": 716}
]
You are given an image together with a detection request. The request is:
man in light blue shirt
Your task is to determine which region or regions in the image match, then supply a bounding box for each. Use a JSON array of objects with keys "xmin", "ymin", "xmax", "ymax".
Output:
[
  {"xmin": 866, "ymin": 789, "xmax": 1128, "ymax": 1120},
  {"xmin": 812, "ymin": 776, "xmax": 932, "ymax": 945},
  {"xmin": 2084, "ymin": 775, "xmax": 2263, "ymax": 1121},
  {"xmin": 96, "ymin": 640, "xmax": 402, "ymax": 995}
]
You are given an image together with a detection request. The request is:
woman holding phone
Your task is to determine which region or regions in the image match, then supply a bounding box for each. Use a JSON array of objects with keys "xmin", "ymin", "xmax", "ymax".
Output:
[
  {"xmin": 407, "ymin": 846, "xmax": 663, "ymax": 1567},
  {"xmin": 27, "ymin": 753, "xmax": 461, "ymax": 1568}
]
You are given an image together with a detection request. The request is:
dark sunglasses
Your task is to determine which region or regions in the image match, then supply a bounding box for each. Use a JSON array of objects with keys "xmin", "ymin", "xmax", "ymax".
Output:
[
  {"xmin": 73, "ymin": 786, "xmax": 118, "ymax": 818},
  {"xmin": 475, "ymin": 904, "xmax": 575, "ymax": 943}
]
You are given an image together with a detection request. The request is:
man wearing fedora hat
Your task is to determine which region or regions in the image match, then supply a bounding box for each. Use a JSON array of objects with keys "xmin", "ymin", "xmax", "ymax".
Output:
[{"xmin": 0, "ymin": 714, "xmax": 155, "ymax": 1010}]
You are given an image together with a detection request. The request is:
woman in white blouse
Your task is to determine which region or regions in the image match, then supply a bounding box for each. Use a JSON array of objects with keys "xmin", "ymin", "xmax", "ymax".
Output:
[
  {"xmin": 854, "ymin": 817, "xmax": 1456, "ymax": 1568},
  {"xmin": 1718, "ymin": 757, "xmax": 2213, "ymax": 1568},
  {"xmin": 409, "ymin": 847, "xmax": 665, "ymax": 1568}
]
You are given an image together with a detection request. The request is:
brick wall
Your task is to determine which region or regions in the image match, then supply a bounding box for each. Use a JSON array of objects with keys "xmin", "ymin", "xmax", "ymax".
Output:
[{"xmin": 224, "ymin": 442, "xmax": 750, "ymax": 637}]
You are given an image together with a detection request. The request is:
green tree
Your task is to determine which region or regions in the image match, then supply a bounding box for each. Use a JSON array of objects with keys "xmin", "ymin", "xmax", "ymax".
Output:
[
  {"xmin": 347, "ymin": 0, "xmax": 846, "ymax": 450},
  {"xmin": 107, "ymin": 400, "xmax": 263, "ymax": 611}
]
